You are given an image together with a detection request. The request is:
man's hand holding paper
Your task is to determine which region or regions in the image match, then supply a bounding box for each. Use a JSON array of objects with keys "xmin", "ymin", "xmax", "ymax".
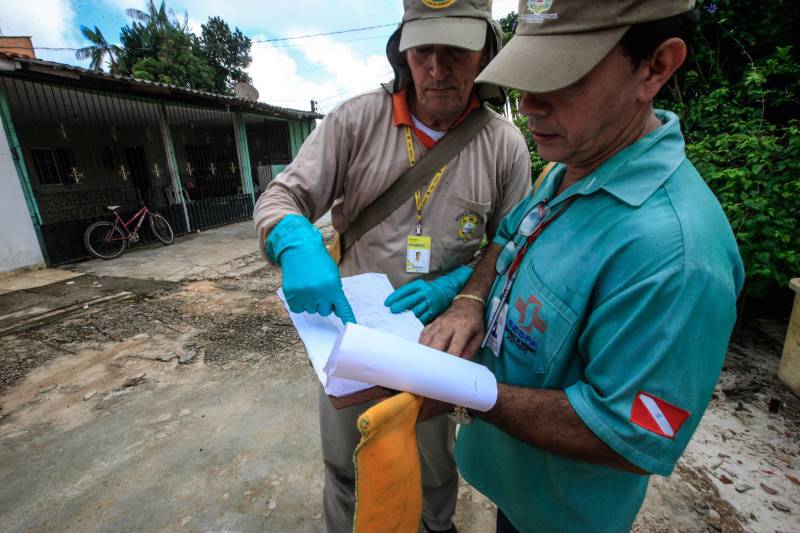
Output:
[
  {"xmin": 267, "ymin": 214, "xmax": 356, "ymax": 323},
  {"xmin": 277, "ymin": 273, "xmax": 498, "ymax": 412}
]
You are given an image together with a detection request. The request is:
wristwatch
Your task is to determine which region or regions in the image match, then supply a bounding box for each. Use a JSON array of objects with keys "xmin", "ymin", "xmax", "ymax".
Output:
[{"xmin": 449, "ymin": 405, "xmax": 475, "ymax": 425}]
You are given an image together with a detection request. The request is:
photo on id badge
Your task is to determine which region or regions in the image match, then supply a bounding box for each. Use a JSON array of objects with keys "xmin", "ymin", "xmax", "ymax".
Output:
[{"xmin": 406, "ymin": 235, "xmax": 431, "ymax": 274}]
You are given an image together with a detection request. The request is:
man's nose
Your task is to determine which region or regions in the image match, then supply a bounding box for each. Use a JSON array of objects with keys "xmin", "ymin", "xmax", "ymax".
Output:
[
  {"xmin": 429, "ymin": 49, "xmax": 452, "ymax": 80},
  {"xmin": 519, "ymin": 92, "xmax": 549, "ymax": 116}
]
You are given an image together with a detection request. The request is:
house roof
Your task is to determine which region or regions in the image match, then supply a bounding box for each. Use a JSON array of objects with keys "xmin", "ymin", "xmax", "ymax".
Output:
[{"xmin": 0, "ymin": 52, "xmax": 323, "ymax": 120}]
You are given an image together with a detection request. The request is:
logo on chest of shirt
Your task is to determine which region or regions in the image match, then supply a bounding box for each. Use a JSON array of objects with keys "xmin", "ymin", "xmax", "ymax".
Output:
[
  {"xmin": 455, "ymin": 210, "xmax": 483, "ymax": 242},
  {"xmin": 501, "ymin": 295, "xmax": 548, "ymax": 354},
  {"xmin": 514, "ymin": 295, "xmax": 548, "ymax": 334}
]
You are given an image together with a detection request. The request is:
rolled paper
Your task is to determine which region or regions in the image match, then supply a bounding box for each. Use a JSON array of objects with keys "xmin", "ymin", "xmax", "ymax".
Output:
[{"xmin": 327, "ymin": 323, "xmax": 498, "ymax": 412}]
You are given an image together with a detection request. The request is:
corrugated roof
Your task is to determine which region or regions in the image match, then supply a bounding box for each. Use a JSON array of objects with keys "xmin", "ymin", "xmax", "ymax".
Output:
[{"xmin": 0, "ymin": 52, "xmax": 323, "ymax": 120}]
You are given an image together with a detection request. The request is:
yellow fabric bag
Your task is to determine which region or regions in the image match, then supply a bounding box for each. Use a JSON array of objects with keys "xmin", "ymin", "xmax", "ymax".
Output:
[
  {"xmin": 534, "ymin": 161, "xmax": 556, "ymax": 194},
  {"xmin": 327, "ymin": 232, "xmax": 342, "ymax": 264},
  {"xmin": 353, "ymin": 392, "xmax": 424, "ymax": 533}
]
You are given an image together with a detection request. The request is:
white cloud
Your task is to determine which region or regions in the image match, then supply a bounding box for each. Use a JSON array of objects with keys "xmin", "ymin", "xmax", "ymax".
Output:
[
  {"xmin": 247, "ymin": 33, "xmax": 392, "ymax": 113},
  {"xmin": 0, "ymin": 0, "xmax": 84, "ymax": 66},
  {"xmin": 299, "ymin": 35, "xmax": 392, "ymax": 109},
  {"xmin": 247, "ymin": 38, "xmax": 334, "ymax": 112},
  {"xmin": 492, "ymin": 0, "xmax": 518, "ymax": 20},
  {"xmin": 186, "ymin": 16, "xmax": 203, "ymax": 35},
  {"xmin": 96, "ymin": 0, "xmax": 397, "ymax": 111}
]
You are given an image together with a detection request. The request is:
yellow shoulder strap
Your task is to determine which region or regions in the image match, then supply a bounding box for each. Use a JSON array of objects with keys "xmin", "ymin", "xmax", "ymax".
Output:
[{"xmin": 533, "ymin": 161, "xmax": 557, "ymax": 195}]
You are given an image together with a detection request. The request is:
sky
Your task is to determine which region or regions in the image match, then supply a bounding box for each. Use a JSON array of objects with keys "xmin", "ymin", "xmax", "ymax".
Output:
[{"xmin": 0, "ymin": 0, "xmax": 518, "ymax": 113}]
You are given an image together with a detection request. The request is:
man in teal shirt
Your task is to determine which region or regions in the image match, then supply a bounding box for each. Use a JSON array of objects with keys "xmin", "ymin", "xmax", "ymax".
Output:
[{"xmin": 421, "ymin": 1, "xmax": 745, "ymax": 531}]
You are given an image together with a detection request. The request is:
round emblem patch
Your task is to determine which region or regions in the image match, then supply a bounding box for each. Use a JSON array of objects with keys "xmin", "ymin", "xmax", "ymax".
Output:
[
  {"xmin": 422, "ymin": 0, "xmax": 456, "ymax": 9},
  {"xmin": 456, "ymin": 212, "xmax": 482, "ymax": 242},
  {"xmin": 527, "ymin": 0, "xmax": 553, "ymax": 15}
]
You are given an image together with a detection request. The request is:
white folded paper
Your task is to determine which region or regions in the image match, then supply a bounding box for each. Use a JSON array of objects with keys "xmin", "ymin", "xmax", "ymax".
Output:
[
  {"xmin": 278, "ymin": 273, "xmax": 498, "ymax": 411},
  {"xmin": 277, "ymin": 273, "xmax": 423, "ymax": 397},
  {"xmin": 327, "ymin": 323, "xmax": 498, "ymax": 412}
]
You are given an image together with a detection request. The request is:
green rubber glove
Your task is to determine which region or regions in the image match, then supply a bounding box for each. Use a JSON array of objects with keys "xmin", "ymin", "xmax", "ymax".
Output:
[
  {"xmin": 384, "ymin": 265, "xmax": 473, "ymax": 324},
  {"xmin": 267, "ymin": 214, "xmax": 356, "ymax": 323}
]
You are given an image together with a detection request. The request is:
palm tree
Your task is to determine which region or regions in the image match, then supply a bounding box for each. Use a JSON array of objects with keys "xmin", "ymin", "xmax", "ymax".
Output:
[
  {"xmin": 75, "ymin": 25, "xmax": 119, "ymax": 72},
  {"xmin": 125, "ymin": 1, "xmax": 174, "ymax": 36}
]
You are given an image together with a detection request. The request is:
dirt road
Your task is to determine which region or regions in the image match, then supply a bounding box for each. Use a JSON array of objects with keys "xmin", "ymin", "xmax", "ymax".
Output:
[
  {"xmin": 1, "ymin": 240, "xmax": 798, "ymax": 532},
  {"xmin": 0, "ymin": 252, "xmax": 495, "ymax": 532}
]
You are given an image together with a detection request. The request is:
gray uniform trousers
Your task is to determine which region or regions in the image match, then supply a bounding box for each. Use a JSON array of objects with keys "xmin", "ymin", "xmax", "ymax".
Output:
[{"xmin": 318, "ymin": 385, "xmax": 459, "ymax": 532}]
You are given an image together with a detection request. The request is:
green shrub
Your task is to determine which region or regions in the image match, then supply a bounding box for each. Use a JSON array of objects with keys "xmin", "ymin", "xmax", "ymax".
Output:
[{"xmin": 671, "ymin": 1, "xmax": 800, "ymax": 296}]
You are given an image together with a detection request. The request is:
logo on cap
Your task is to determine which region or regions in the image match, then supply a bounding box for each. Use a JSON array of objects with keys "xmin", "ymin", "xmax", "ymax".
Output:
[
  {"xmin": 522, "ymin": 0, "xmax": 558, "ymax": 23},
  {"xmin": 422, "ymin": 0, "xmax": 456, "ymax": 8}
]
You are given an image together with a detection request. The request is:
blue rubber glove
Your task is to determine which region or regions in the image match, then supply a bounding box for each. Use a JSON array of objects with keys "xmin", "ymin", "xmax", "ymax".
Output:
[
  {"xmin": 384, "ymin": 265, "xmax": 473, "ymax": 324},
  {"xmin": 267, "ymin": 214, "xmax": 356, "ymax": 324}
]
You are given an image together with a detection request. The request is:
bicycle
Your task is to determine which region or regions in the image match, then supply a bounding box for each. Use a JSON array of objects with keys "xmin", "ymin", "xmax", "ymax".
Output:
[{"xmin": 84, "ymin": 204, "xmax": 175, "ymax": 260}]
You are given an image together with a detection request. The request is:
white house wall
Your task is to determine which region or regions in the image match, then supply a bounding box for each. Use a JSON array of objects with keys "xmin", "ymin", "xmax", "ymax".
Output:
[{"xmin": 0, "ymin": 120, "xmax": 44, "ymax": 273}]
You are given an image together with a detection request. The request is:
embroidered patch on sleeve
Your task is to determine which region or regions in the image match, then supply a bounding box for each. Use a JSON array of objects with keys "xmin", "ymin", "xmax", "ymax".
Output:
[{"xmin": 630, "ymin": 392, "xmax": 690, "ymax": 439}]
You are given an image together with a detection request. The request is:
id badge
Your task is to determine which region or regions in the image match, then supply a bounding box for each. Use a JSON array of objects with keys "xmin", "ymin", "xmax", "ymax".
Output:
[
  {"xmin": 485, "ymin": 296, "xmax": 509, "ymax": 358},
  {"xmin": 406, "ymin": 235, "xmax": 432, "ymax": 274}
]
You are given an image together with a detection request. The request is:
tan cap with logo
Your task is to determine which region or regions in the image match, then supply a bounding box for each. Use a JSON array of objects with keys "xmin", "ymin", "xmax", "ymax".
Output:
[
  {"xmin": 476, "ymin": 0, "xmax": 695, "ymax": 93},
  {"xmin": 398, "ymin": 0, "xmax": 495, "ymax": 52}
]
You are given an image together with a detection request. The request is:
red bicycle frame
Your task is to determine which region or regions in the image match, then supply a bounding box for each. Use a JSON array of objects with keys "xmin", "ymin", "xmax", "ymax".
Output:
[{"xmin": 108, "ymin": 205, "xmax": 151, "ymax": 239}]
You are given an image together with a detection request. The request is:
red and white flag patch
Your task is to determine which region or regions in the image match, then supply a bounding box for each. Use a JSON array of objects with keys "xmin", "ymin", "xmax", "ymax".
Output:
[{"xmin": 630, "ymin": 392, "xmax": 690, "ymax": 439}]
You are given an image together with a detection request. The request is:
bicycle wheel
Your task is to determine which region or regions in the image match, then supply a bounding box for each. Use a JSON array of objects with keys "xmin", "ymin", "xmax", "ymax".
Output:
[
  {"xmin": 148, "ymin": 213, "xmax": 174, "ymax": 245},
  {"xmin": 84, "ymin": 221, "xmax": 127, "ymax": 259}
]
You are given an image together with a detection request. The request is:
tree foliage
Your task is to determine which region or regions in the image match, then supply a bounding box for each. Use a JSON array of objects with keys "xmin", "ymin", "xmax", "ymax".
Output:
[
  {"xmin": 75, "ymin": 25, "xmax": 119, "ymax": 72},
  {"xmin": 127, "ymin": 27, "xmax": 215, "ymax": 90},
  {"xmin": 79, "ymin": 1, "xmax": 252, "ymax": 95},
  {"xmin": 125, "ymin": 0, "xmax": 174, "ymax": 34},
  {"xmin": 500, "ymin": 1, "xmax": 800, "ymax": 297},
  {"xmin": 666, "ymin": 0, "xmax": 799, "ymax": 296},
  {"xmin": 200, "ymin": 17, "xmax": 253, "ymax": 95}
]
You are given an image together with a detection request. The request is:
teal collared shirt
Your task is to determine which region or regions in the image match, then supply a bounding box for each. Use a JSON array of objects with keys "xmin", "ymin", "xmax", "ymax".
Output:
[{"xmin": 456, "ymin": 111, "xmax": 744, "ymax": 533}]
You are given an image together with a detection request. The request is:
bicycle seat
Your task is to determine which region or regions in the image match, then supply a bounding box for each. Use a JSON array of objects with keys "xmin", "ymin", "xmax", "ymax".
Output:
[{"xmin": 107, "ymin": 205, "xmax": 120, "ymax": 211}]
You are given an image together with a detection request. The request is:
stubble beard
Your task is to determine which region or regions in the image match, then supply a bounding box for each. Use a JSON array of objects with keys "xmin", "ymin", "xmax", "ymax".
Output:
[{"xmin": 414, "ymin": 89, "xmax": 468, "ymax": 130}]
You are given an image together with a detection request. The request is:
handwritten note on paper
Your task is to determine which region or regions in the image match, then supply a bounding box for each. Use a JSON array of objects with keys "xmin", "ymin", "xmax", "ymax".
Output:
[{"xmin": 341, "ymin": 273, "xmax": 424, "ymax": 340}]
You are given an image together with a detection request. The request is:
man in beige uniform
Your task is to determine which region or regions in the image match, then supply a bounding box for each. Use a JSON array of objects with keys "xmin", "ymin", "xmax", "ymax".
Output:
[{"xmin": 253, "ymin": 1, "xmax": 530, "ymax": 530}]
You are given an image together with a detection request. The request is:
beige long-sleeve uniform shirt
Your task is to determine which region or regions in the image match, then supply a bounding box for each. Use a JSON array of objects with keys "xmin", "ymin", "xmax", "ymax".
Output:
[{"xmin": 254, "ymin": 88, "xmax": 531, "ymax": 288}]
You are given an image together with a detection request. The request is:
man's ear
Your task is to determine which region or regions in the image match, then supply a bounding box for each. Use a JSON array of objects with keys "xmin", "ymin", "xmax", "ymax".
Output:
[{"xmin": 637, "ymin": 37, "xmax": 687, "ymax": 101}]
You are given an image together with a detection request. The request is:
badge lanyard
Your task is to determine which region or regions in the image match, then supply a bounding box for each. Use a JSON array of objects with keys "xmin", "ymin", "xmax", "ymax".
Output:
[
  {"xmin": 481, "ymin": 197, "xmax": 577, "ymax": 349},
  {"xmin": 404, "ymin": 125, "xmax": 447, "ymax": 236}
]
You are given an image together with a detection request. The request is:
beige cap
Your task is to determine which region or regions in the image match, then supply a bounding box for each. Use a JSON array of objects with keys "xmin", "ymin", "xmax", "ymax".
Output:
[
  {"xmin": 386, "ymin": 0, "xmax": 506, "ymax": 104},
  {"xmin": 398, "ymin": 0, "xmax": 494, "ymax": 52},
  {"xmin": 476, "ymin": 0, "xmax": 695, "ymax": 92}
]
